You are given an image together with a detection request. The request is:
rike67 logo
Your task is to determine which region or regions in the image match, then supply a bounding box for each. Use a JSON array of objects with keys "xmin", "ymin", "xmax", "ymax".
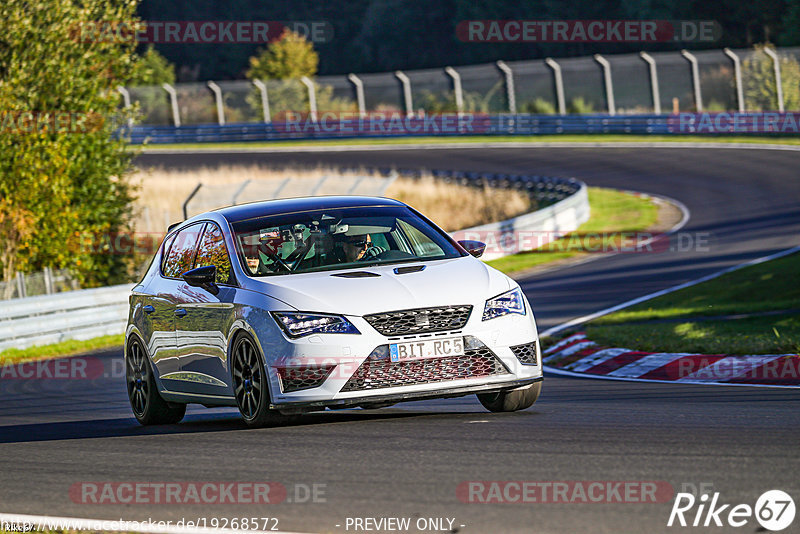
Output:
[{"xmin": 668, "ymin": 490, "xmax": 795, "ymax": 531}]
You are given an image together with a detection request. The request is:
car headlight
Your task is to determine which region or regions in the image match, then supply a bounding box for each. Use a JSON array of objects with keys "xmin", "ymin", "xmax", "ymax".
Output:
[
  {"xmin": 272, "ymin": 312, "xmax": 360, "ymax": 338},
  {"xmin": 482, "ymin": 287, "xmax": 526, "ymax": 321}
]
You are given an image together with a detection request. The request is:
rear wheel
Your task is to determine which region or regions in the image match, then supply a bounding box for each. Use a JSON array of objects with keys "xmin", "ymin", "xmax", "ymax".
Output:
[
  {"xmin": 126, "ymin": 337, "xmax": 186, "ymax": 425},
  {"xmin": 231, "ymin": 333, "xmax": 286, "ymax": 428},
  {"xmin": 477, "ymin": 381, "xmax": 542, "ymax": 413}
]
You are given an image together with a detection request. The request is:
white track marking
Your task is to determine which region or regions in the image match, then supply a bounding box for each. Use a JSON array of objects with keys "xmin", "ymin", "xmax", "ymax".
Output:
[
  {"xmin": 544, "ymin": 365, "xmax": 800, "ymax": 389},
  {"xmin": 605, "ymin": 353, "xmax": 691, "ymax": 378},
  {"xmin": 542, "ymin": 341, "xmax": 596, "ymax": 363},
  {"xmin": 543, "ymin": 332, "xmax": 586, "ymax": 354},
  {"xmin": 677, "ymin": 355, "xmax": 789, "ymax": 382},
  {"xmin": 567, "ymin": 348, "xmax": 633, "ymax": 372}
]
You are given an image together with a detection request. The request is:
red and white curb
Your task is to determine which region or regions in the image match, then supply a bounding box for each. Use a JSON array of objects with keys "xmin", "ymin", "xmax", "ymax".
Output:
[{"xmin": 543, "ymin": 333, "xmax": 800, "ymax": 388}]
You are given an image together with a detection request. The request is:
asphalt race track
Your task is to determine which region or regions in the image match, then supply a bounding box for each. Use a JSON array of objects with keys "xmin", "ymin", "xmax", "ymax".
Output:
[{"xmin": 1, "ymin": 146, "xmax": 799, "ymax": 533}]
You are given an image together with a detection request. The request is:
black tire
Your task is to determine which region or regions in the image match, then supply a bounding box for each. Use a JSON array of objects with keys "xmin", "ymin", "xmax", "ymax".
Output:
[
  {"xmin": 231, "ymin": 332, "xmax": 285, "ymax": 428},
  {"xmin": 126, "ymin": 337, "xmax": 186, "ymax": 425},
  {"xmin": 477, "ymin": 381, "xmax": 542, "ymax": 413}
]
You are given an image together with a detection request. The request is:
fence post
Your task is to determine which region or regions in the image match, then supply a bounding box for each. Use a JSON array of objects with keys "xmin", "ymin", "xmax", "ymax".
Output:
[
  {"xmin": 300, "ymin": 76, "xmax": 318, "ymax": 122},
  {"xmin": 16, "ymin": 272, "xmax": 26, "ymax": 299},
  {"xmin": 346, "ymin": 175, "xmax": 367, "ymax": 194},
  {"xmin": 545, "ymin": 58, "xmax": 566, "ymax": 115},
  {"xmin": 348, "ymin": 73, "xmax": 367, "ymax": 118},
  {"xmin": 378, "ymin": 170, "xmax": 399, "ymax": 196},
  {"xmin": 271, "ymin": 178, "xmax": 291, "ymax": 199},
  {"xmin": 231, "ymin": 180, "xmax": 251, "ymax": 205},
  {"xmin": 444, "ymin": 66, "xmax": 464, "ymax": 116},
  {"xmin": 639, "ymin": 52, "xmax": 661, "ymax": 114},
  {"xmin": 681, "ymin": 50, "xmax": 703, "ymax": 112},
  {"xmin": 310, "ymin": 175, "xmax": 329, "ymax": 195},
  {"xmin": 495, "ymin": 61, "xmax": 516, "ymax": 114},
  {"xmin": 162, "ymin": 83, "xmax": 181, "ymax": 127},
  {"xmin": 252, "ymin": 79, "xmax": 271, "ymax": 123},
  {"xmin": 182, "ymin": 183, "xmax": 203, "ymax": 220},
  {"xmin": 723, "ymin": 48, "xmax": 745, "ymax": 112},
  {"xmin": 44, "ymin": 267, "xmax": 53, "ymax": 295},
  {"xmin": 116, "ymin": 86, "xmax": 134, "ymax": 129},
  {"xmin": 763, "ymin": 47, "xmax": 785, "ymax": 112},
  {"xmin": 395, "ymin": 70, "xmax": 414, "ymax": 118},
  {"xmin": 117, "ymin": 86, "xmax": 131, "ymax": 109},
  {"xmin": 206, "ymin": 81, "xmax": 226, "ymax": 125},
  {"xmin": 594, "ymin": 54, "xmax": 616, "ymax": 115}
]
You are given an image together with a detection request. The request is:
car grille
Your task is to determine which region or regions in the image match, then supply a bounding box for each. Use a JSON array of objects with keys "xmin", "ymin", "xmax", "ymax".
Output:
[
  {"xmin": 277, "ymin": 365, "xmax": 335, "ymax": 393},
  {"xmin": 511, "ymin": 341, "xmax": 538, "ymax": 365},
  {"xmin": 363, "ymin": 305, "xmax": 473, "ymax": 336},
  {"xmin": 340, "ymin": 346, "xmax": 509, "ymax": 392}
]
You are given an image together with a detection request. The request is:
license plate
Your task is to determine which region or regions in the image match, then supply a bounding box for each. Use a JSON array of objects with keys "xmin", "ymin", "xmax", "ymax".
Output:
[{"xmin": 389, "ymin": 337, "xmax": 465, "ymax": 362}]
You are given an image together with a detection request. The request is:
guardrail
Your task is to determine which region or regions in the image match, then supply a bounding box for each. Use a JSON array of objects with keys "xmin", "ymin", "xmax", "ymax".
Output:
[
  {"xmin": 125, "ymin": 112, "xmax": 800, "ymax": 144},
  {"xmin": 126, "ymin": 113, "xmax": 669, "ymax": 144},
  {"xmin": 453, "ymin": 180, "xmax": 589, "ymax": 261},
  {"xmin": 0, "ymin": 172, "xmax": 588, "ymax": 351},
  {"xmin": 0, "ymin": 284, "xmax": 133, "ymax": 351}
]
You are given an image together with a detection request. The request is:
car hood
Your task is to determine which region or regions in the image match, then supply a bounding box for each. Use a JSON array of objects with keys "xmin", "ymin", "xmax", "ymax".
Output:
[{"xmin": 246, "ymin": 257, "xmax": 512, "ymax": 316}]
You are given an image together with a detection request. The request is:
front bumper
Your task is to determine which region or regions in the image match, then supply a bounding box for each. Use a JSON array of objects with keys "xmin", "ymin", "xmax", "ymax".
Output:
[
  {"xmin": 270, "ymin": 376, "xmax": 543, "ymax": 412},
  {"xmin": 261, "ymin": 308, "xmax": 542, "ymax": 406}
]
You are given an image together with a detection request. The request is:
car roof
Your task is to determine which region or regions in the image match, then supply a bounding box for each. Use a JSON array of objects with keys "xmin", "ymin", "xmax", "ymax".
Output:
[{"xmin": 213, "ymin": 196, "xmax": 407, "ymax": 224}]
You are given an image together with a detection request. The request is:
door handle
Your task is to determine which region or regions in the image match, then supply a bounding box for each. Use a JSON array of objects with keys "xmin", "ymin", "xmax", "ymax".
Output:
[
  {"xmin": 142, "ymin": 305, "xmax": 155, "ymax": 314},
  {"xmin": 174, "ymin": 308, "xmax": 187, "ymax": 318}
]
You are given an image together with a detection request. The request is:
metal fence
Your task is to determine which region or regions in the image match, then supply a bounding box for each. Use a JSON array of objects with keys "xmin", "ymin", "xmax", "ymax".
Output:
[
  {"xmin": 121, "ymin": 46, "xmax": 800, "ymax": 129},
  {"xmin": 0, "ymin": 284, "xmax": 132, "ymax": 351},
  {"xmin": 0, "ymin": 268, "xmax": 79, "ymax": 301},
  {"xmin": 182, "ymin": 173, "xmax": 398, "ymax": 218}
]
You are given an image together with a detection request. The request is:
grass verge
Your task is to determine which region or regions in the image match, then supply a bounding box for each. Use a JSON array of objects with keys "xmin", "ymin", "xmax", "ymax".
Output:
[
  {"xmin": 0, "ymin": 334, "xmax": 123, "ymax": 366},
  {"xmin": 141, "ymin": 134, "xmax": 800, "ymax": 151},
  {"xmin": 487, "ymin": 187, "xmax": 660, "ymax": 275},
  {"xmin": 586, "ymin": 252, "xmax": 800, "ymax": 354}
]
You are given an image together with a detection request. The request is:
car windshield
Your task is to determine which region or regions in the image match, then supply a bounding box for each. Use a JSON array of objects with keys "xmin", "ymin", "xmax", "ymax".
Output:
[{"xmin": 231, "ymin": 205, "xmax": 465, "ymax": 276}]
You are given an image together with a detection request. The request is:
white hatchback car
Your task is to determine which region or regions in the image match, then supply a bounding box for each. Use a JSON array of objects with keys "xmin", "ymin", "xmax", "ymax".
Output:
[{"xmin": 125, "ymin": 196, "xmax": 542, "ymax": 427}]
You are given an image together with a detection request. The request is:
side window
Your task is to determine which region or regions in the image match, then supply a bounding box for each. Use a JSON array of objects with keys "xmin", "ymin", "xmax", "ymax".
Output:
[
  {"xmin": 159, "ymin": 233, "xmax": 176, "ymax": 274},
  {"xmin": 193, "ymin": 222, "xmax": 233, "ymax": 284},
  {"xmin": 162, "ymin": 223, "xmax": 204, "ymax": 278},
  {"xmin": 396, "ymin": 220, "xmax": 445, "ymax": 257}
]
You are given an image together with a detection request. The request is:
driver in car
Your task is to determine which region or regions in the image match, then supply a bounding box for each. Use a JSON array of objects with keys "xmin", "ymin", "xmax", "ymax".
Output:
[
  {"xmin": 341, "ymin": 234, "xmax": 373, "ymax": 262},
  {"xmin": 339, "ymin": 234, "xmax": 384, "ymax": 263}
]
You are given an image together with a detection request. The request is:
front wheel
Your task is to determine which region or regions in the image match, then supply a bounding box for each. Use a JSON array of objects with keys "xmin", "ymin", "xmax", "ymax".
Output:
[
  {"xmin": 477, "ymin": 381, "xmax": 542, "ymax": 412},
  {"xmin": 231, "ymin": 333, "xmax": 286, "ymax": 428},
  {"xmin": 126, "ymin": 337, "xmax": 186, "ymax": 425}
]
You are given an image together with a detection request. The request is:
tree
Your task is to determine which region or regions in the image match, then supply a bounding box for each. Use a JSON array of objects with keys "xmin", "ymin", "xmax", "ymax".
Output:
[
  {"xmin": 743, "ymin": 45, "xmax": 800, "ymax": 111},
  {"xmin": 246, "ymin": 28, "xmax": 319, "ymax": 81},
  {"xmin": 245, "ymin": 29, "xmax": 355, "ymax": 118},
  {"xmin": 0, "ymin": 0, "xmax": 142, "ymax": 291},
  {"xmin": 130, "ymin": 46, "xmax": 176, "ymax": 86}
]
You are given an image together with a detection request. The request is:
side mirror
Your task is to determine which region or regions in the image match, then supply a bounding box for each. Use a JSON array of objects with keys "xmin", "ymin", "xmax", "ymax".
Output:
[
  {"xmin": 182, "ymin": 265, "xmax": 220, "ymax": 295},
  {"xmin": 458, "ymin": 240, "xmax": 486, "ymax": 258}
]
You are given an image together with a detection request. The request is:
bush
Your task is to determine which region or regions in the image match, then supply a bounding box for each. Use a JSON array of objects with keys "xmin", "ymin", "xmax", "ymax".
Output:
[
  {"xmin": 520, "ymin": 98, "xmax": 556, "ymax": 114},
  {"xmin": 567, "ymin": 97, "xmax": 595, "ymax": 114}
]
